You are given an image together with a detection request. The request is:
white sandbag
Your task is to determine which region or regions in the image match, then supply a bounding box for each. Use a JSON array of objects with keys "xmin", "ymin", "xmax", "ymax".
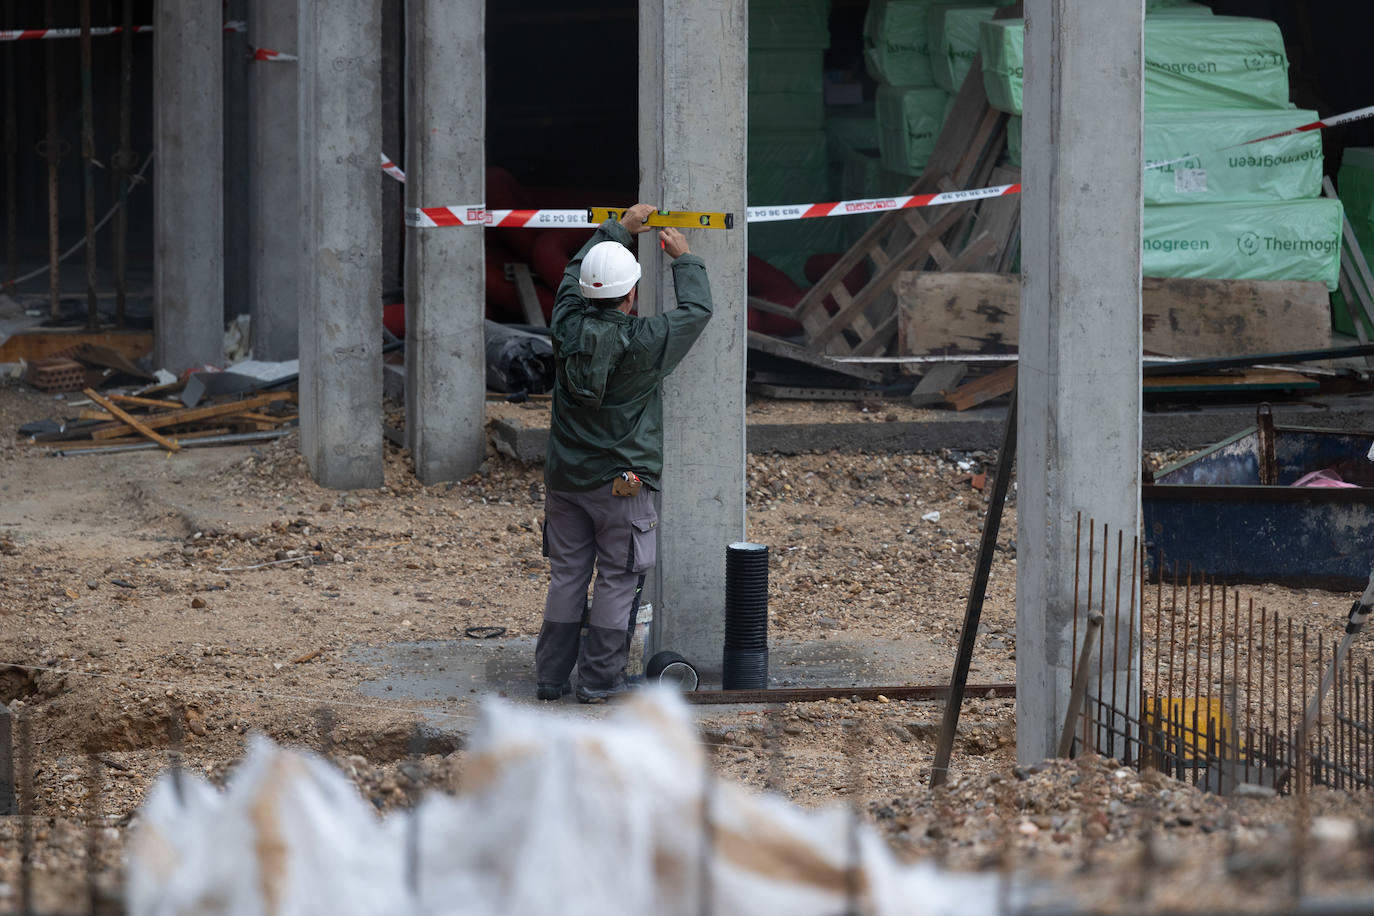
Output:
[{"xmin": 125, "ymin": 737, "xmax": 406, "ymax": 916}]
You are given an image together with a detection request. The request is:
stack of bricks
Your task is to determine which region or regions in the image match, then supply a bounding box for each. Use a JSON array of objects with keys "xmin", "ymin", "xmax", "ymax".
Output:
[{"xmin": 24, "ymin": 357, "xmax": 88, "ymax": 393}]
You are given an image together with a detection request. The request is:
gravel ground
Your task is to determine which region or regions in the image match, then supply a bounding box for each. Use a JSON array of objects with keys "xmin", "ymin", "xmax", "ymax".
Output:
[{"xmin": 2, "ymin": 380, "xmax": 1373, "ymax": 913}]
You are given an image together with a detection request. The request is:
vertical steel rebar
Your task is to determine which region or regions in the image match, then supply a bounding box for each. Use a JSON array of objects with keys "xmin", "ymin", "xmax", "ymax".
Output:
[
  {"xmin": 1104, "ymin": 530, "xmax": 1121, "ymax": 757},
  {"xmin": 1072, "ymin": 512, "xmax": 1082, "ymax": 683},
  {"xmin": 80, "ymin": 0, "xmax": 98, "ymax": 326},
  {"xmin": 1272, "ymin": 610, "xmax": 1280, "ymax": 785},
  {"xmin": 85, "ymin": 751, "xmax": 103, "ymax": 914},
  {"xmin": 44, "ymin": 0, "xmax": 61, "ymax": 319},
  {"xmin": 113, "ymin": 0, "xmax": 134, "ymax": 324},
  {"xmin": 1096, "ymin": 523, "xmax": 1109, "ymax": 753},
  {"xmin": 1082, "ymin": 521, "xmax": 1097, "ymax": 753},
  {"xmin": 1246, "ymin": 600, "xmax": 1255, "ymax": 783},
  {"xmin": 1286, "ymin": 619, "xmax": 1295, "ymax": 788},
  {"xmin": 1302, "ymin": 626, "xmax": 1311, "ymax": 787},
  {"xmin": 18, "ymin": 706, "xmax": 33, "ymax": 916},
  {"xmin": 1125, "ymin": 536, "xmax": 1139, "ymax": 765}
]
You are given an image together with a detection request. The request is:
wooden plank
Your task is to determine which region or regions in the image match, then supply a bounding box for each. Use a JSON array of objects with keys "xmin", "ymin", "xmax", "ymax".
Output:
[
  {"xmin": 88, "ymin": 390, "xmax": 296, "ymax": 440},
  {"xmin": 897, "ymin": 273, "xmax": 1332, "ymax": 359},
  {"xmin": 508, "ymin": 263, "xmax": 547, "ymax": 328},
  {"xmin": 944, "ymin": 364, "xmax": 1017, "ymax": 411},
  {"xmin": 0, "ymin": 329, "xmax": 152, "ymax": 364},
  {"xmin": 107, "ymin": 394, "xmax": 185, "ymax": 410},
  {"xmin": 1142, "ymin": 368, "xmax": 1319, "ymax": 392},
  {"xmin": 909, "ymin": 362, "xmax": 968, "ymax": 406},
  {"xmin": 809, "ymin": 204, "xmax": 970, "ymax": 350},
  {"xmin": 745, "ymin": 331, "xmax": 883, "ymax": 383},
  {"xmin": 966, "ymin": 166, "xmax": 1021, "ymax": 273},
  {"xmin": 83, "ymin": 388, "xmax": 182, "ymax": 452}
]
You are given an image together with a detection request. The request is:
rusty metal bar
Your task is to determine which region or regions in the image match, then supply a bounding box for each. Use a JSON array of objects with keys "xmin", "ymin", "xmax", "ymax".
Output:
[
  {"xmin": 1096, "ymin": 523, "xmax": 1109, "ymax": 753},
  {"xmin": 80, "ymin": 0, "xmax": 97, "ymax": 327},
  {"xmin": 18, "ymin": 706, "xmax": 33, "ymax": 916},
  {"xmin": 929, "ymin": 387, "xmax": 1017, "ymax": 788},
  {"xmin": 1125, "ymin": 535, "xmax": 1139, "ymax": 765},
  {"xmin": 84, "ymin": 751, "xmax": 102, "ymax": 913},
  {"xmin": 44, "ymin": 0, "xmax": 60, "ymax": 319},
  {"xmin": 1060, "ymin": 612, "xmax": 1105, "ymax": 758},
  {"xmin": 1072, "ymin": 512, "xmax": 1082, "ymax": 683},
  {"xmin": 1246, "ymin": 599, "xmax": 1254, "ymax": 784},
  {"xmin": 683, "ymin": 682, "xmax": 1016, "ymax": 705}
]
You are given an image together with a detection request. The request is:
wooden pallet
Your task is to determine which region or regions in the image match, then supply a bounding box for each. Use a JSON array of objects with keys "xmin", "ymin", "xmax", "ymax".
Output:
[{"xmin": 779, "ymin": 25, "xmax": 1018, "ymax": 359}]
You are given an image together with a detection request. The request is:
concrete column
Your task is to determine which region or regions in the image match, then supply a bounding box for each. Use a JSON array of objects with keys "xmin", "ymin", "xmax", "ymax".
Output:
[
  {"xmin": 152, "ymin": 2, "xmax": 223, "ymax": 373},
  {"xmin": 298, "ymin": 0, "xmax": 384, "ymax": 490},
  {"xmin": 247, "ymin": 0, "xmax": 300, "ymax": 361},
  {"xmin": 639, "ymin": 0, "xmax": 749, "ymax": 676},
  {"xmin": 1016, "ymin": 0, "xmax": 1143, "ymax": 762},
  {"xmin": 403, "ymin": 0, "xmax": 486, "ymax": 483},
  {"xmin": 223, "ymin": 0, "xmax": 251, "ymax": 326},
  {"xmin": 380, "ymin": 0, "xmax": 404, "ymax": 297}
]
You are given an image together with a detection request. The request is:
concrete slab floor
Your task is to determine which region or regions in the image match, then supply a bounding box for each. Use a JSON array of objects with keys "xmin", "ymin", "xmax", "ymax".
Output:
[{"xmin": 348, "ymin": 632, "xmax": 969, "ymax": 724}]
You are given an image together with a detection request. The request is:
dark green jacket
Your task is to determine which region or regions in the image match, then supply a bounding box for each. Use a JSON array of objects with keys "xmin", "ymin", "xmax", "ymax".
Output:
[{"xmin": 544, "ymin": 219, "xmax": 713, "ymax": 491}]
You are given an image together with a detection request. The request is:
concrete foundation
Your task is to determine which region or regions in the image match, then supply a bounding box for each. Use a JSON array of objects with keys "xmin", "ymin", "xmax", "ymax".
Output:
[
  {"xmin": 298, "ymin": 0, "xmax": 384, "ymax": 490},
  {"xmin": 639, "ymin": 0, "xmax": 749, "ymax": 676},
  {"xmin": 403, "ymin": 0, "xmax": 487, "ymax": 483},
  {"xmin": 247, "ymin": 0, "xmax": 300, "ymax": 361},
  {"xmin": 152, "ymin": 3, "xmax": 223, "ymax": 373},
  {"xmin": 1016, "ymin": 0, "xmax": 1144, "ymax": 762}
]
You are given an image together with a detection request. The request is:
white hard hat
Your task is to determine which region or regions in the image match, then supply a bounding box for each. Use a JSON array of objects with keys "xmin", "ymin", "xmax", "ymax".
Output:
[{"xmin": 579, "ymin": 241, "xmax": 641, "ymax": 299}]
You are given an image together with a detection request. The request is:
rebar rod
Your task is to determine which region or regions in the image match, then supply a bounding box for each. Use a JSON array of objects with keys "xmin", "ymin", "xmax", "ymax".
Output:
[
  {"xmin": 929, "ymin": 387, "xmax": 1016, "ymax": 787},
  {"xmin": 1060, "ymin": 612, "xmax": 1105, "ymax": 758},
  {"xmin": 80, "ymin": 0, "xmax": 97, "ymax": 326},
  {"xmin": 1247, "ymin": 599, "xmax": 1255, "ymax": 785},
  {"xmin": 1072, "ymin": 512, "xmax": 1081, "ymax": 684},
  {"xmin": 1097, "ymin": 523, "xmax": 1109, "ymax": 754},
  {"xmin": 1126, "ymin": 536, "xmax": 1139, "ymax": 765},
  {"xmin": 1108, "ymin": 530, "xmax": 1123, "ymax": 759}
]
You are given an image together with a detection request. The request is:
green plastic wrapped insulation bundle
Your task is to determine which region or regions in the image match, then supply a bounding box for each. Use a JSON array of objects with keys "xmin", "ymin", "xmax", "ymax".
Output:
[
  {"xmin": 1146, "ymin": 1, "xmax": 1214, "ymax": 15},
  {"xmin": 749, "ymin": 92, "xmax": 825, "ymax": 130},
  {"xmin": 748, "ymin": 130, "xmax": 830, "ymax": 206},
  {"xmin": 980, "ymin": 16, "xmax": 1289, "ymax": 116},
  {"xmin": 1333, "ymin": 148, "xmax": 1374, "ymax": 336},
  {"xmin": 928, "ymin": 5, "xmax": 1000, "ymax": 93},
  {"xmin": 1339, "ymin": 148, "xmax": 1374, "ymax": 273},
  {"xmin": 876, "ymin": 85, "xmax": 951, "ymax": 175},
  {"xmin": 751, "ymin": 0, "xmax": 830, "ymax": 49},
  {"xmin": 1144, "ymin": 109, "xmax": 1322, "ymax": 204},
  {"xmin": 1143, "ymin": 198, "xmax": 1344, "ymax": 290},
  {"xmin": 749, "ymin": 50, "xmax": 825, "ymax": 94},
  {"xmin": 864, "ymin": 0, "xmax": 939, "ymax": 87}
]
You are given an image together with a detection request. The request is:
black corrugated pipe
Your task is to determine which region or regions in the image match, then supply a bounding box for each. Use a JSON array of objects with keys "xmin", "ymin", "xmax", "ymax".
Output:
[{"xmin": 723, "ymin": 542, "xmax": 769, "ymax": 689}]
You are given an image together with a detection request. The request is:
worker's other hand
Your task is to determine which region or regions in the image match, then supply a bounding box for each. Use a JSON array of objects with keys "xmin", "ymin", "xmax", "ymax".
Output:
[
  {"xmin": 660, "ymin": 228, "xmax": 690, "ymax": 259},
  {"xmin": 619, "ymin": 203, "xmax": 658, "ymax": 235}
]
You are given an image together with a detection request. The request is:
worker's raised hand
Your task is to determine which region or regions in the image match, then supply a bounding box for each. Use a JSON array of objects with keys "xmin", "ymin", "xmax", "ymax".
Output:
[
  {"xmin": 659, "ymin": 228, "xmax": 690, "ymax": 259},
  {"xmin": 619, "ymin": 203, "xmax": 658, "ymax": 235}
]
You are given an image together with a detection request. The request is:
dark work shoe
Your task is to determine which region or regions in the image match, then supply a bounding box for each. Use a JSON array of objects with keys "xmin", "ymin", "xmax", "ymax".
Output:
[
  {"xmin": 536, "ymin": 680, "xmax": 571, "ymax": 701},
  {"xmin": 575, "ymin": 682, "xmax": 628, "ymax": 705}
]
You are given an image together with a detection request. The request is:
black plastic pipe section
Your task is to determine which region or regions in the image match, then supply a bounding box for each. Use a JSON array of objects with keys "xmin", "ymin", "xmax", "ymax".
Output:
[{"xmin": 724, "ymin": 542, "xmax": 769, "ymax": 689}]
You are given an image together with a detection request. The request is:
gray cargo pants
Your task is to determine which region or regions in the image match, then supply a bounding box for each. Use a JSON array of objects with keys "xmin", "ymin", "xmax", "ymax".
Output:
[{"xmin": 535, "ymin": 481, "xmax": 657, "ymax": 691}]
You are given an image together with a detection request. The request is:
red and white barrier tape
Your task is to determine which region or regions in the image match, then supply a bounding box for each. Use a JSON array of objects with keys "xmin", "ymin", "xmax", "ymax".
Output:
[
  {"xmin": 0, "ymin": 21, "xmax": 244, "ymax": 40},
  {"xmin": 405, "ymin": 207, "xmax": 596, "ymax": 229},
  {"xmin": 252, "ymin": 47, "xmax": 297, "ymax": 62},
  {"xmin": 1145, "ymin": 102, "xmax": 1374, "ymax": 171},
  {"xmin": 745, "ymin": 183, "xmax": 1020, "ymax": 224},
  {"xmin": 380, "ymin": 153, "xmax": 406, "ymax": 183}
]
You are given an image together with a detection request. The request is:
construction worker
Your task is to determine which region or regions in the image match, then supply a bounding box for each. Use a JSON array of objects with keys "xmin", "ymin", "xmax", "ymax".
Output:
[{"xmin": 535, "ymin": 203, "xmax": 713, "ymax": 703}]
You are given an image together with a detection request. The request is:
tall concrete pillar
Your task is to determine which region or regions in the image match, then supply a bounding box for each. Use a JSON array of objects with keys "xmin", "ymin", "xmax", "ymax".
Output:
[
  {"xmin": 639, "ymin": 0, "xmax": 749, "ymax": 676},
  {"xmin": 247, "ymin": 0, "xmax": 299, "ymax": 361},
  {"xmin": 1016, "ymin": 0, "xmax": 1143, "ymax": 762},
  {"xmin": 223, "ymin": 0, "xmax": 251, "ymax": 325},
  {"xmin": 298, "ymin": 0, "xmax": 384, "ymax": 490},
  {"xmin": 153, "ymin": 3, "xmax": 223, "ymax": 373},
  {"xmin": 403, "ymin": 0, "xmax": 486, "ymax": 483}
]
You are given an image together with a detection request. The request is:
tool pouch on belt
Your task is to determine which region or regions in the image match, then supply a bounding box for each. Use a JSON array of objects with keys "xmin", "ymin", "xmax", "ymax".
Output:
[{"xmin": 612, "ymin": 471, "xmax": 643, "ymax": 497}]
